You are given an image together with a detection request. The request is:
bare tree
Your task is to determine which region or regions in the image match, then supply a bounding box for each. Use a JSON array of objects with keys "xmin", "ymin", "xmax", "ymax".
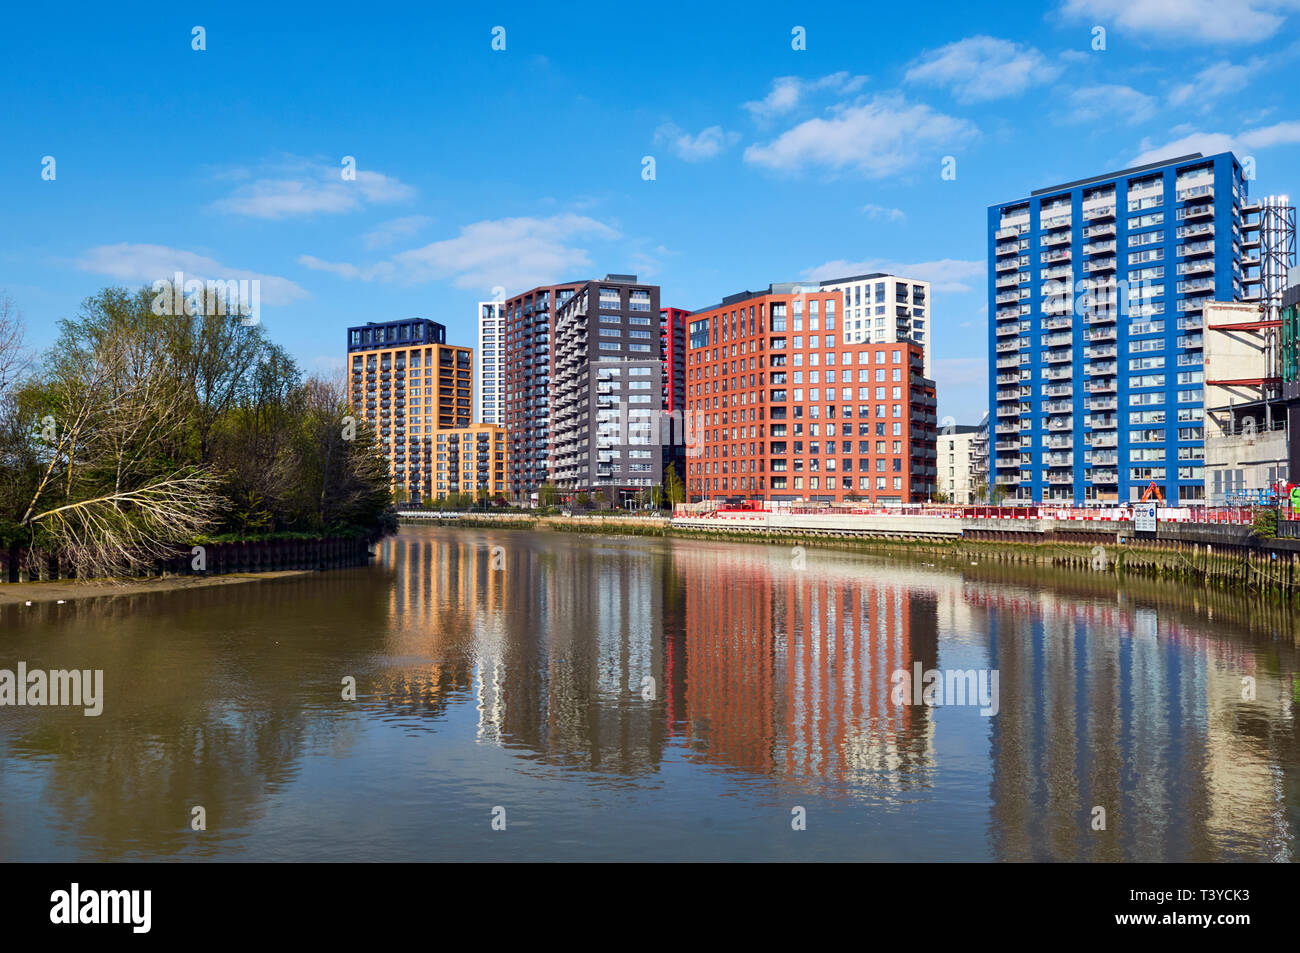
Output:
[
  {"xmin": 0, "ymin": 294, "xmax": 31, "ymax": 395},
  {"xmin": 16, "ymin": 291, "xmax": 225, "ymax": 579},
  {"xmin": 29, "ymin": 469, "xmax": 225, "ymax": 579}
]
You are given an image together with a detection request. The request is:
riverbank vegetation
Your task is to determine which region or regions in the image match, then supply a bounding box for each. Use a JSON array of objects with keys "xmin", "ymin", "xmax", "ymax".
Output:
[{"xmin": 0, "ymin": 287, "xmax": 394, "ymax": 579}]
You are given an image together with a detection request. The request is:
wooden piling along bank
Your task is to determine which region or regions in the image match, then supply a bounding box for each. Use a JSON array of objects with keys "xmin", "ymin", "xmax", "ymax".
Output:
[
  {"xmin": 0, "ymin": 536, "xmax": 373, "ymax": 584},
  {"xmin": 665, "ymin": 517, "xmax": 1300, "ymax": 601},
  {"xmin": 397, "ymin": 509, "xmax": 1300, "ymax": 600}
]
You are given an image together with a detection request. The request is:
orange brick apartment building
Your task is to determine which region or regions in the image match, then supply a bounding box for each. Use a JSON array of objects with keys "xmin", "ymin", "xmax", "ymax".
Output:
[
  {"xmin": 685, "ymin": 283, "xmax": 938, "ymax": 504},
  {"xmin": 347, "ymin": 318, "xmax": 477, "ymax": 502}
]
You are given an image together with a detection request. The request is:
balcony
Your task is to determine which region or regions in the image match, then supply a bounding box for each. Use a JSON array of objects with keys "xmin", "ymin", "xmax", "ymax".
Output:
[
  {"xmin": 996, "ymin": 259, "xmax": 1023, "ymax": 273},
  {"xmin": 1089, "ymin": 469, "xmax": 1119, "ymax": 483},
  {"xmin": 1044, "ymin": 349, "xmax": 1073, "ymax": 364},
  {"xmin": 1177, "ymin": 278, "xmax": 1215, "ymax": 295},
  {"xmin": 1082, "ymin": 240, "xmax": 1116, "ymax": 255},
  {"xmin": 995, "ymin": 273, "xmax": 1022, "ymax": 288},
  {"xmin": 1176, "ymin": 184, "xmax": 1213, "ymax": 202},
  {"xmin": 1083, "ymin": 256, "xmax": 1116, "ymax": 273},
  {"xmin": 1082, "ymin": 222, "xmax": 1116, "ymax": 238},
  {"xmin": 1083, "ymin": 204, "xmax": 1115, "ymax": 221},
  {"xmin": 996, "ymin": 225, "xmax": 1025, "ymax": 240},
  {"xmin": 1182, "ymin": 202, "xmax": 1214, "ymax": 220},
  {"xmin": 1179, "ymin": 239, "xmax": 1214, "ymax": 258}
]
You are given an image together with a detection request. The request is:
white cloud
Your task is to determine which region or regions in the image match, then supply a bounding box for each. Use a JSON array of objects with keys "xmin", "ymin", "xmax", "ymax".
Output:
[
  {"xmin": 1059, "ymin": 0, "xmax": 1299, "ymax": 44},
  {"xmin": 299, "ymin": 213, "xmax": 621, "ymax": 293},
  {"xmin": 1062, "ymin": 84, "xmax": 1157, "ymax": 124},
  {"xmin": 744, "ymin": 94, "xmax": 977, "ymax": 178},
  {"xmin": 1169, "ymin": 59, "xmax": 1265, "ymax": 106},
  {"xmin": 1130, "ymin": 120, "xmax": 1300, "ymax": 165},
  {"xmin": 905, "ymin": 36, "xmax": 1062, "ymax": 103},
  {"xmin": 742, "ymin": 72, "xmax": 869, "ymax": 120},
  {"xmin": 210, "ymin": 157, "xmax": 416, "ymax": 219},
  {"xmin": 77, "ymin": 243, "xmax": 308, "ymax": 305},
  {"xmin": 801, "ymin": 257, "xmax": 985, "ymax": 293},
  {"xmin": 653, "ymin": 123, "xmax": 741, "ymax": 161},
  {"xmin": 362, "ymin": 215, "xmax": 432, "ymax": 249},
  {"xmin": 862, "ymin": 204, "xmax": 907, "ymax": 222},
  {"xmin": 297, "ymin": 255, "xmax": 376, "ymax": 281}
]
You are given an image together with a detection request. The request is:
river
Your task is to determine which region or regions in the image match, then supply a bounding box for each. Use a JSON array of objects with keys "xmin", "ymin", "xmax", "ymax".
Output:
[{"xmin": 1, "ymin": 525, "xmax": 1296, "ymax": 861}]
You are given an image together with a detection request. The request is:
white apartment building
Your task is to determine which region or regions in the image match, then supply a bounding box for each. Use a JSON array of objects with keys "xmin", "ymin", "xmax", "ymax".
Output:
[
  {"xmin": 477, "ymin": 300, "xmax": 505, "ymax": 425},
  {"xmin": 818, "ymin": 272, "xmax": 933, "ymax": 377},
  {"xmin": 939, "ymin": 425, "xmax": 981, "ymax": 503}
]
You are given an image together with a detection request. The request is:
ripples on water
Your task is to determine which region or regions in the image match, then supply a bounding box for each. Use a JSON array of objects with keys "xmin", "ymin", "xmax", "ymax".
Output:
[{"xmin": 0, "ymin": 526, "xmax": 1295, "ymax": 861}]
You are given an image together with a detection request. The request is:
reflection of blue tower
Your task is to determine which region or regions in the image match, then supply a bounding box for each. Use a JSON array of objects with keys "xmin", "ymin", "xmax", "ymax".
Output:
[{"xmin": 987, "ymin": 598, "xmax": 1213, "ymax": 861}]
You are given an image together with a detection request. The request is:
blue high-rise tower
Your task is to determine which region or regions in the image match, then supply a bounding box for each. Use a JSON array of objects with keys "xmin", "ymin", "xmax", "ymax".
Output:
[{"xmin": 987, "ymin": 152, "xmax": 1257, "ymax": 506}]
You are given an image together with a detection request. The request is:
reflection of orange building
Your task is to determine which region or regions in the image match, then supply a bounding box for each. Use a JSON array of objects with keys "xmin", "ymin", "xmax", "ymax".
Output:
[
  {"xmin": 366, "ymin": 531, "xmax": 508, "ymax": 719},
  {"xmin": 673, "ymin": 545, "xmax": 938, "ymax": 786}
]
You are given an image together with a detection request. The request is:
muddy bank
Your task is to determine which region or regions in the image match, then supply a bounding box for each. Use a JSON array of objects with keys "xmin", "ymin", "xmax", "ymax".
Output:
[{"xmin": 0, "ymin": 571, "xmax": 312, "ymax": 606}]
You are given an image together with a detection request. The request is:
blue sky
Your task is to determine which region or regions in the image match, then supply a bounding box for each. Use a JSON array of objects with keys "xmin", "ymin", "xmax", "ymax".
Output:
[{"xmin": 3, "ymin": 0, "xmax": 1299, "ymax": 423}]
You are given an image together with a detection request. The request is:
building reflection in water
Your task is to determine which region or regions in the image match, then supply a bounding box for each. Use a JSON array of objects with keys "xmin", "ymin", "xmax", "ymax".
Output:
[
  {"xmin": 969, "ymin": 586, "xmax": 1297, "ymax": 861},
  {"xmin": 670, "ymin": 545, "xmax": 939, "ymax": 793},
  {"xmin": 377, "ymin": 531, "xmax": 1297, "ymax": 859},
  {"xmin": 377, "ymin": 533, "xmax": 941, "ymax": 791}
]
